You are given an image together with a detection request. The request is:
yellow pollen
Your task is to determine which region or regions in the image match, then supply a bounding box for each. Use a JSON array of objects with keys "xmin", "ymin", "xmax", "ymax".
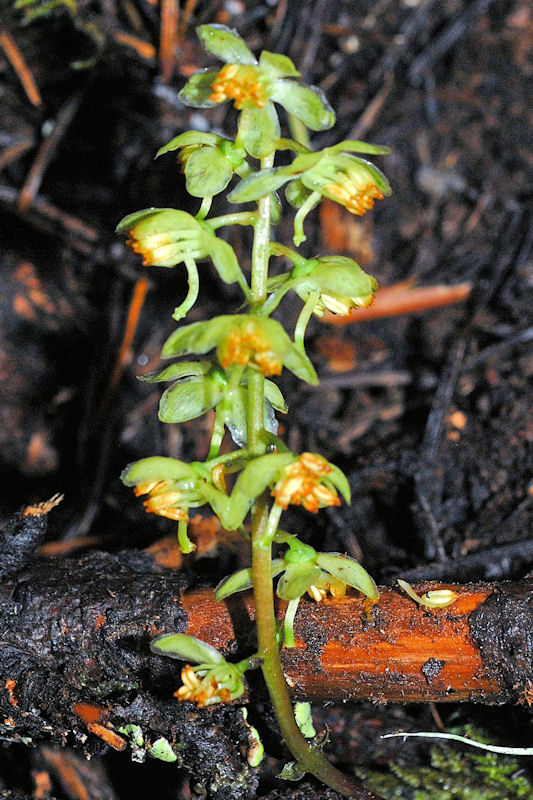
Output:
[
  {"xmin": 326, "ymin": 183, "xmax": 384, "ymax": 216},
  {"xmin": 210, "ymin": 64, "xmax": 269, "ymax": 110},
  {"xmin": 218, "ymin": 323, "xmax": 282, "ymax": 376}
]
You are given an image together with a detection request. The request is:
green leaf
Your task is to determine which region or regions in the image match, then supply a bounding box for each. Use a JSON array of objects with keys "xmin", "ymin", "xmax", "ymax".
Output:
[
  {"xmin": 228, "ymin": 167, "xmax": 293, "ymax": 204},
  {"xmin": 156, "ymin": 131, "xmax": 220, "ymax": 158},
  {"xmin": 238, "ymin": 103, "xmax": 280, "ymax": 158},
  {"xmin": 316, "ymin": 553, "xmax": 379, "ymax": 600},
  {"xmin": 158, "ymin": 376, "xmax": 224, "ymax": 423},
  {"xmin": 277, "ymin": 562, "xmax": 321, "ymax": 601},
  {"xmin": 178, "ymin": 69, "xmax": 220, "ymax": 108},
  {"xmin": 196, "ymin": 24, "xmax": 256, "ymax": 65},
  {"xmin": 265, "ymin": 380, "xmax": 288, "ymax": 413},
  {"xmin": 294, "ymin": 702, "xmax": 316, "ymax": 738},
  {"xmin": 271, "ymin": 82, "xmax": 335, "ymax": 131},
  {"xmin": 121, "ymin": 456, "xmax": 199, "ymax": 486},
  {"xmin": 184, "ymin": 147, "xmax": 234, "ymax": 197},
  {"xmin": 259, "ymin": 51, "xmax": 300, "ymax": 78},
  {"xmin": 151, "ymin": 633, "xmax": 225, "ymax": 664},
  {"xmin": 140, "ymin": 362, "xmax": 212, "ymax": 383}
]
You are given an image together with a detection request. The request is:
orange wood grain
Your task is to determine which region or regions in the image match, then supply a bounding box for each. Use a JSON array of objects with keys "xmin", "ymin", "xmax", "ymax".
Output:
[{"xmin": 184, "ymin": 583, "xmax": 504, "ymax": 703}]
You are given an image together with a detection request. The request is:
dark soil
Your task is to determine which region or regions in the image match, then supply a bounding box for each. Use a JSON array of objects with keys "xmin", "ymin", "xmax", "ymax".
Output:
[{"xmin": 0, "ymin": 0, "xmax": 532, "ymax": 798}]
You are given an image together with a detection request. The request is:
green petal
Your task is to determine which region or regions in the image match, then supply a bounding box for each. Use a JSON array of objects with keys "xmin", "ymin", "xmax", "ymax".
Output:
[
  {"xmin": 197, "ymin": 24, "xmax": 256, "ymax": 65},
  {"xmin": 265, "ymin": 380, "xmax": 288, "ymax": 413},
  {"xmin": 316, "ymin": 553, "xmax": 378, "ymax": 600},
  {"xmin": 204, "ymin": 233, "xmax": 242, "ymax": 284},
  {"xmin": 184, "ymin": 147, "xmax": 234, "ymax": 197},
  {"xmin": 150, "ymin": 633, "xmax": 224, "ymax": 664},
  {"xmin": 271, "ymin": 81, "xmax": 335, "ymax": 131},
  {"xmin": 121, "ymin": 456, "xmax": 198, "ymax": 486},
  {"xmin": 158, "ymin": 376, "xmax": 223, "ymax": 423},
  {"xmin": 305, "ymin": 257, "xmax": 376, "ymax": 298},
  {"xmin": 156, "ymin": 131, "xmax": 220, "ymax": 158},
  {"xmin": 259, "ymin": 51, "xmax": 300, "ymax": 78},
  {"xmin": 238, "ymin": 103, "xmax": 280, "ymax": 158},
  {"xmin": 277, "ymin": 562, "xmax": 321, "ymax": 601},
  {"xmin": 161, "ymin": 317, "xmax": 233, "ymax": 359},
  {"xmin": 178, "ymin": 69, "xmax": 220, "ymax": 108},
  {"xmin": 227, "ymin": 167, "xmax": 293, "ymax": 204},
  {"xmin": 140, "ymin": 362, "xmax": 212, "ymax": 383}
]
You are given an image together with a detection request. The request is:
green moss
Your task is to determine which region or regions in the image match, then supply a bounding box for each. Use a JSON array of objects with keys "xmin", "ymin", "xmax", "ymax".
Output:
[{"xmin": 357, "ymin": 726, "xmax": 532, "ymax": 800}]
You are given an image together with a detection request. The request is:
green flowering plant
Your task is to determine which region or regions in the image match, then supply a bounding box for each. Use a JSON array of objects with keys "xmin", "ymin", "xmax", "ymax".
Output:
[{"xmin": 118, "ymin": 23, "xmax": 390, "ymax": 798}]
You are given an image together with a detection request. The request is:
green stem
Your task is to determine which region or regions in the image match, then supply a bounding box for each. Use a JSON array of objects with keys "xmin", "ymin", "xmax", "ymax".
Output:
[
  {"xmin": 209, "ymin": 211, "xmax": 258, "ymax": 229},
  {"xmin": 247, "ymin": 155, "xmax": 369, "ymax": 799}
]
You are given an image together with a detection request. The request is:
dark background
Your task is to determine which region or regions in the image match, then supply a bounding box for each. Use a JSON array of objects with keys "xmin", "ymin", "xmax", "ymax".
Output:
[{"xmin": 0, "ymin": 0, "xmax": 532, "ymax": 797}]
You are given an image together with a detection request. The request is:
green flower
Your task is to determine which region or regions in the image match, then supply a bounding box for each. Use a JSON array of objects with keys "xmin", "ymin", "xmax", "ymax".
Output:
[
  {"xmin": 216, "ymin": 534, "xmax": 378, "ymax": 603},
  {"xmin": 151, "ymin": 634, "xmax": 250, "ymax": 707},
  {"xmin": 156, "ymin": 131, "xmax": 249, "ymax": 198},
  {"xmin": 121, "ymin": 456, "xmax": 206, "ymax": 522},
  {"xmin": 178, "ymin": 24, "xmax": 335, "ymax": 157},
  {"xmin": 161, "ymin": 314, "xmax": 317, "ymax": 384},
  {"xmin": 116, "ymin": 208, "xmax": 240, "ymax": 281},
  {"xmin": 267, "ymin": 255, "xmax": 378, "ymax": 318},
  {"xmin": 228, "ymin": 140, "xmax": 391, "ymax": 244},
  {"xmin": 215, "ymin": 533, "xmax": 378, "ymax": 648}
]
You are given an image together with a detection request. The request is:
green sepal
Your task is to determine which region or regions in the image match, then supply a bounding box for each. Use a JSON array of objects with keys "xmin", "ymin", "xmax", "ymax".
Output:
[
  {"xmin": 115, "ymin": 207, "xmax": 163, "ymax": 234},
  {"xmin": 161, "ymin": 317, "xmax": 232, "ymax": 359},
  {"xmin": 228, "ymin": 167, "xmax": 293, "ymax": 204},
  {"xmin": 140, "ymin": 362, "xmax": 213, "ymax": 383},
  {"xmin": 178, "ymin": 69, "xmax": 219, "ymax": 108},
  {"xmin": 277, "ymin": 562, "xmax": 321, "ymax": 601},
  {"xmin": 322, "ymin": 463, "xmax": 351, "ymax": 504},
  {"xmin": 156, "ymin": 131, "xmax": 220, "ymax": 158},
  {"xmin": 265, "ymin": 380, "xmax": 287, "ymax": 413},
  {"xmin": 328, "ymin": 139, "xmax": 391, "ymax": 156},
  {"xmin": 121, "ymin": 456, "xmax": 199, "ymax": 486},
  {"xmin": 238, "ymin": 103, "xmax": 280, "ymax": 158},
  {"xmin": 285, "ymin": 178, "xmax": 313, "ymax": 209},
  {"xmin": 150, "ymin": 633, "xmax": 224, "ymax": 664},
  {"xmin": 200, "ymin": 225, "xmax": 242, "ymax": 284},
  {"xmin": 196, "ymin": 24, "xmax": 257, "ymax": 65},
  {"xmin": 271, "ymin": 81, "xmax": 335, "ymax": 131},
  {"xmin": 214, "ymin": 559, "xmax": 285, "ymax": 600},
  {"xmin": 316, "ymin": 553, "xmax": 379, "ymax": 600},
  {"xmin": 158, "ymin": 376, "xmax": 224, "ymax": 423},
  {"xmin": 161, "ymin": 315, "xmax": 317, "ymax": 385},
  {"xmin": 184, "ymin": 146, "xmax": 234, "ymax": 197},
  {"xmin": 259, "ymin": 51, "xmax": 300, "ymax": 79},
  {"xmin": 201, "ymin": 452, "xmax": 296, "ymax": 529}
]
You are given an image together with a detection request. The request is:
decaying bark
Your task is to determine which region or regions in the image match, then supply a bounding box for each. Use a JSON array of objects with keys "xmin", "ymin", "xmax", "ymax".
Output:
[{"xmin": 0, "ymin": 507, "xmax": 531, "ymax": 799}]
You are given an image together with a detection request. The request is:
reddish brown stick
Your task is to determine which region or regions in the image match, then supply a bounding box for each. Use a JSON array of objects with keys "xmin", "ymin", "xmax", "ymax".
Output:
[{"xmin": 184, "ymin": 581, "xmax": 532, "ymax": 705}]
